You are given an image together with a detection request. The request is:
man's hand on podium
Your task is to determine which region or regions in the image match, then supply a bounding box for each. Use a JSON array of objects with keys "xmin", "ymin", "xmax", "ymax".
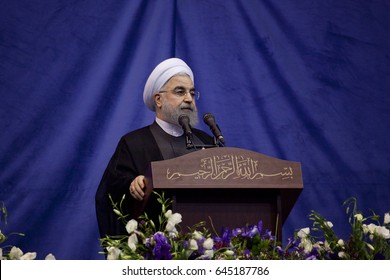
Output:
[{"xmin": 129, "ymin": 175, "xmax": 146, "ymax": 201}]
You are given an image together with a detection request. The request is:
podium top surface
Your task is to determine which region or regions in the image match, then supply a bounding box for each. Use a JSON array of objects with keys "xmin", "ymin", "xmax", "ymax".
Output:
[{"xmin": 148, "ymin": 147, "xmax": 303, "ymax": 189}]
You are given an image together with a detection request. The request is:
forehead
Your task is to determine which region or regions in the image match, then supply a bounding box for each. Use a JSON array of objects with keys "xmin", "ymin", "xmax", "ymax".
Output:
[{"xmin": 164, "ymin": 74, "xmax": 194, "ymax": 89}]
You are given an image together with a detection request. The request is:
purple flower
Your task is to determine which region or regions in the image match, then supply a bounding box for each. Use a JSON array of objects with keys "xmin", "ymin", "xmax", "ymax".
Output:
[
  {"xmin": 196, "ymin": 238, "xmax": 205, "ymax": 252},
  {"xmin": 152, "ymin": 232, "xmax": 172, "ymax": 260},
  {"xmin": 286, "ymin": 236, "xmax": 300, "ymax": 248},
  {"xmin": 182, "ymin": 240, "xmax": 189, "ymax": 249},
  {"xmin": 144, "ymin": 237, "xmax": 151, "ymax": 248},
  {"xmin": 257, "ymin": 221, "xmax": 263, "ymax": 234},
  {"xmin": 232, "ymin": 228, "xmax": 243, "ymax": 237},
  {"xmin": 262, "ymin": 229, "xmax": 275, "ymax": 240},
  {"xmin": 221, "ymin": 228, "xmax": 232, "ymax": 245},
  {"xmin": 243, "ymin": 249, "xmax": 251, "ymax": 258},
  {"xmin": 245, "ymin": 225, "xmax": 259, "ymax": 237},
  {"xmin": 304, "ymin": 248, "xmax": 320, "ymax": 260},
  {"xmin": 305, "ymin": 254, "xmax": 317, "ymax": 260},
  {"xmin": 214, "ymin": 228, "xmax": 233, "ymax": 250}
]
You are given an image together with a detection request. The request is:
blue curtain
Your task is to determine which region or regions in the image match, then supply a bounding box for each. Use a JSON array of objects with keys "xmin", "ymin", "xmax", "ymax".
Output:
[{"xmin": 1, "ymin": 0, "xmax": 389, "ymax": 259}]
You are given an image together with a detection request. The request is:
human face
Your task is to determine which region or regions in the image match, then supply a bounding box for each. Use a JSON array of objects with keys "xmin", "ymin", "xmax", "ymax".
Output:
[{"xmin": 155, "ymin": 75, "xmax": 199, "ymax": 126}]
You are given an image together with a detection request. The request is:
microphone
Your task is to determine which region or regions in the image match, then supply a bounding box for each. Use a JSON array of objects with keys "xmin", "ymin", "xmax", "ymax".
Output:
[
  {"xmin": 178, "ymin": 115, "xmax": 194, "ymax": 148},
  {"xmin": 203, "ymin": 113, "xmax": 225, "ymax": 145},
  {"xmin": 178, "ymin": 115, "xmax": 192, "ymax": 136}
]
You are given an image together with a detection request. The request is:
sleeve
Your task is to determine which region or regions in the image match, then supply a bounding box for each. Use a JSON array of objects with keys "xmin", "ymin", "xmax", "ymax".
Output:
[{"xmin": 95, "ymin": 137, "xmax": 138, "ymax": 238}]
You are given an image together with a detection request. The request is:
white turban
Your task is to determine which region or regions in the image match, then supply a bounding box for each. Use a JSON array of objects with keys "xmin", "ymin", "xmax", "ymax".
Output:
[{"xmin": 143, "ymin": 58, "xmax": 194, "ymax": 111}]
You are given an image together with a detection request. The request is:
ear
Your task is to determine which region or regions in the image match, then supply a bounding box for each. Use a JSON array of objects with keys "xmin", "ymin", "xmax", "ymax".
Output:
[{"xmin": 154, "ymin": 93, "xmax": 162, "ymax": 109}]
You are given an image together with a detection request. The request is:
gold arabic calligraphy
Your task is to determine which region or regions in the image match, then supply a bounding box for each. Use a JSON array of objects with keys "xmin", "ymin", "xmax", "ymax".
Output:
[{"xmin": 166, "ymin": 155, "xmax": 293, "ymax": 181}]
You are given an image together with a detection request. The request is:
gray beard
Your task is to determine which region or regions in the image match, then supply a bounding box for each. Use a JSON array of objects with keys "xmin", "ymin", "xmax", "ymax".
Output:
[{"xmin": 161, "ymin": 102, "xmax": 199, "ymax": 127}]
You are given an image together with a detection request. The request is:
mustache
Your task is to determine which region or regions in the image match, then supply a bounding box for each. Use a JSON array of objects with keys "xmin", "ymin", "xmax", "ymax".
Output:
[{"xmin": 180, "ymin": 106, "xmax": 194, "ymax": 111}]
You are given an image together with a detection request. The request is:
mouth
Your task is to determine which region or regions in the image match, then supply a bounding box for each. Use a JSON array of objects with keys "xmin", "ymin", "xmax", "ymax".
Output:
[{"xmin": 181, "ymin": 107, "xmax": 193, "ymax": 112}]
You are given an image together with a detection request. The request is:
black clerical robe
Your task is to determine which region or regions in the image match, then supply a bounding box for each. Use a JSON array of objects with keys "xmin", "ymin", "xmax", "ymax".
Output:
[{"xmin": 95, "ymin": 122, "xmax": 214, "ymax": 238}]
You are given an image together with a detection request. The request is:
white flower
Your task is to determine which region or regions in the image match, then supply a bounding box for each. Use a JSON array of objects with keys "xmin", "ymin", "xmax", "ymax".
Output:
[
  {"xmin": 167, "ymin": 230, "xmax": 178, "ymax": 238},
  {"xmin": 165, "ymin": 210, "xmax": 182, "ymax": 225},
  {"xmin": 362, "ymin": 224, "xmax": 369, "ymax": 234},
  {"xmin": 297, "ymin": 227, "xmax": 310, "ymax": 239},
  {"xmin": 128, "ymin": 233, "xmax": 138, "ymax": 252},
  {"xmin": 106, "ymin": 246, "xmax": 121, "ymax": 260},
  {"xmin": 312, "ymin": 241, "xmax": 323, "ymax": 250},
  {"xmin": 300, "ymin": 238, "xmax": 313, "ymax": 254},
  {"xmin": 192, "ymin": 230, "xmax": 203, "ymax": 240},
  {"xmin": 165, "ymin": 221, "xmax": 178, "ymax": 234},
  {"xmin": 9, "ymin": 246, "xmax": 23, "ymax": 260},
  {"xmin": 224, "ymin": 250, "xmax": 234, "ymax": 256},
  {"xmin": 203, "ymin": 249, "xmax": 214, "ymax": 259},
  {"xmin": 165, "ymin": 209, "xmax": 173, "ymax": 218},
  {"xmin": 366, "ymin": 223, "xmax": 377, "ymax": 234},
  {"xmin": 375, "ymin": 226, "xmax": 390, "ymax": 239},
  {"xmin": 384, "ymin": 213, "xmax": 390, "ymax": 225},
  {"xmin": 164, "ymin": 211, "xmax": 182, "ymax": 235},
  {"xmin": 365, "ymin": 223, "xmax": 377, "ymax": 240},
  {"xmin": 364, "ymin": 223, "xmax": 390, "ymax": 239},
  {"xmin": 203, "ymin": 238, "xmax": 214, "ymax": 250},
  {"xmin": 125, "ymin": 219, "xmax": 138, "ymax": 234},
  {"xmin": 169, "ymin": 213, "xmax": 182, "ymax": 225},
  {"xmin": 20, "ymin": 252, "xmax": 37, "ymax": 260},
  {"xmin": 326, "ymin": 221, "xmax": 333, "ymax": 228},
  {"xmin": 337, "ymin": 239, "xmax": 345, "ymax": 248},
  {"xmin": 355, "ymin": 213, "xmax": 363, "ymax": 221},
  {"xmin": 324, "ymin": 240, "xmax": 331, "ymax": 251},
  {"xmin": 189, "ymin": 239, "xmax": 198, "ymax": 251},
  {"xmin": 45, "ymin": 253, "xmax": 56, "ymax": 260},
  {"xmin": 297, "ymin": 227, "xmax": 314, "ymax": 254},
  {"xmin": 338, "ymin": 251, "xmax": 347, "ymax": 258}
]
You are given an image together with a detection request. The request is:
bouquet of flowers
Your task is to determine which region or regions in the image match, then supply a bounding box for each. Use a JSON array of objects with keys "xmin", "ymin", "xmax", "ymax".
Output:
[
  {"xmin": 100, "ymin": 192, "xmax": 281, "ymax": 260},
  {"xmin": 100, "ymin": 194, "xmax": 390, "ymax": 260},
  {"xmin": 284, "ymin": 197, "xmax": 390, "ymax": 260}
]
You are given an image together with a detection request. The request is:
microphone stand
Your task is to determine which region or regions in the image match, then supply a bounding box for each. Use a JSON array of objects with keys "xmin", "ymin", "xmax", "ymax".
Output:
[
  {"xmin": 185, "ymin": 134, "xmax": 194, "ymax": 149},
  {"xmin": 186, "ymin": 137, "xmax": 224, "ymax": 150},
  {"xmin": 214, "ymin": 137, "xmax": 225, "ymax": 147},
  {"xmin": 191, "ymin": 144, "xmax": 219, "ymax": 150}
]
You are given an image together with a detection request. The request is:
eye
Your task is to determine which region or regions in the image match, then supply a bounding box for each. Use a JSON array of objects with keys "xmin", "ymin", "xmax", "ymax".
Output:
[
  {"xmin": 189, "ymin": 90, "xmax": 196, "ymax": 97},
  {"xmin": 174, "ymin": 89, "xmax": 185, "ymax": 96}
]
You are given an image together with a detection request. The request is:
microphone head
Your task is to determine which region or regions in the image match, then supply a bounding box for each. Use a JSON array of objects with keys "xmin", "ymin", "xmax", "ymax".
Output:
[
  {"xmin": 203, "ymin": 113, "xmax": 215, "ymax": 125},
  {"xmin": 178, "ymin": 114, "xmax": 190, "ymax": 125},
  {"xmin": 178, "ymin": 114, "xmax": 192, "ymax": 136},
  {"xmin": 203, "ymin": 112, "xmax": 225, "ymax": 145}
]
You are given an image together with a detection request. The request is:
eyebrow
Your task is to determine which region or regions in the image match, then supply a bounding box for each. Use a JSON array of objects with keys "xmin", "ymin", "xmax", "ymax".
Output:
[{"xmin": 173, "ymin": 86, "xmax": 196, "ymax": 91}]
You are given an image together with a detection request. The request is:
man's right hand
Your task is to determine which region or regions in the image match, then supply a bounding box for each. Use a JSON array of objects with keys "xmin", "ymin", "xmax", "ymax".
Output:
[{"xmin": 129, "ymin": 175, "xmax": 146, "ymax": 201}]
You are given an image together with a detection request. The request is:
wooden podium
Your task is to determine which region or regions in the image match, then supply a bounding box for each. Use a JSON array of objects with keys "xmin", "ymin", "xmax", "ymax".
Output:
[{"xmin": 141, "ymin": 147, "xmax": 303, "ymax": 239}]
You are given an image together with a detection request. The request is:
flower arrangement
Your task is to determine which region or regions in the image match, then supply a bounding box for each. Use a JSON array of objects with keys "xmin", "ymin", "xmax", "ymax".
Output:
[
  {"xmin": 284, "ymin": 197, "xmax": 390, "ymax": 260},
  {"xmin": 100, "ymin": 193, "xmax": 390, "ymax": 260},
  {"xmin": 0, "ymin": 202, "xmax": 55, "ymax": 260}
]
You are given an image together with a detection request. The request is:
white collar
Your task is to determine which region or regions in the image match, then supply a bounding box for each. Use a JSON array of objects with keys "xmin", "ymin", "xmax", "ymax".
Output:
[{"xmin": 155, "ymin": 117, "xmax": 184, "ymax": 137}]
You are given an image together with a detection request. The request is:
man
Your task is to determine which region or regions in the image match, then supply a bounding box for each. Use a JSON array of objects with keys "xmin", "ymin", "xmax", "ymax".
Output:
[{"xmin": 95, "ymin": 58, "xmax": 214, "ymax": 238}]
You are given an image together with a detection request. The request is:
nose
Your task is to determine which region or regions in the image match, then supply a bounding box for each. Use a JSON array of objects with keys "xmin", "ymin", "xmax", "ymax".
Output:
[{"xmin": 183, "ymin": 91, "xmax": 194, "ymax": 102}]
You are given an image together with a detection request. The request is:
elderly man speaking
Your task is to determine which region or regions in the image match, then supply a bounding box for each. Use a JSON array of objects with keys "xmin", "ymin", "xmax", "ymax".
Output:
[{"xmin": 95, "ymin": 58, "xmax": 214, "ymax": 238}]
